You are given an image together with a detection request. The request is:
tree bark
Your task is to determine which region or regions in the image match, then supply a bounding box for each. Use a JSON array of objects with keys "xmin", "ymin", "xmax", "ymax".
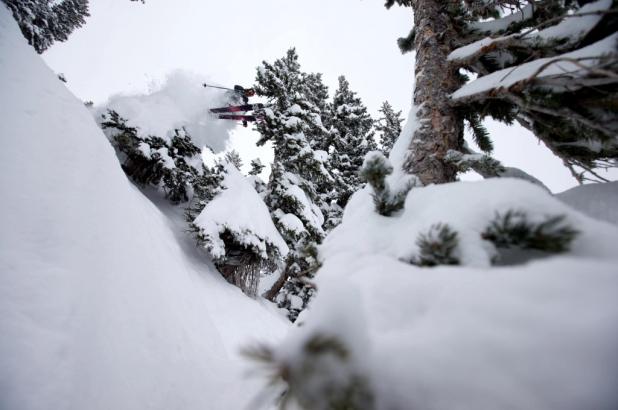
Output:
[{"xmin": 404, "ymin": 0, "xmax": 462, "ymax": 184}]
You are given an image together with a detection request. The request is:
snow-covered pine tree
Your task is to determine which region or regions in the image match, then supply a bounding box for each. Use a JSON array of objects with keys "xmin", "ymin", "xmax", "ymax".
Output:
[
  {"xmin": 255, "ymin": 48, "xmax": 331, "ymax": 320},
  {"xmin": 3, "ymin": 0, "xmax": 90, "ymax": 53},
  {"xmin": 328, "ymin": 75, "xmax": 377, "ymax": 208},
  {"xmin": 299, "ymin": 71, "xmax": 345, "ymax": 232},
  {"xmin": 101, "ymin": 109, "xmax": 211, "ymax": 204},
  {"xmin": 387, "ymin": 0, "xmax": 618, "ymax": 184},
  {"xmin": 303, "ymin": 72, "xmax": 332, "ymax": 151},
  {"xmin": 376, "ymin": 100, "xmax": 404, "ymax": 156}
]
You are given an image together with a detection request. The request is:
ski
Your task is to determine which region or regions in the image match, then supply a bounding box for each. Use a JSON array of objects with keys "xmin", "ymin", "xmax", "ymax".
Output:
[
  {"xmin": 209, "ymin": 103, "xmax": 264, "ymax": 114},
  {"xmin": 218, "ymin": 114, "xmax": 258, "ymax": 122}
]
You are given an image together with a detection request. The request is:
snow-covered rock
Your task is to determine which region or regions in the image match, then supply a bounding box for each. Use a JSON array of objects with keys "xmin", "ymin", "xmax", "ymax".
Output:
[{"xmin": 0, "ymin": 7, "xmax": 287, "ymax": 410}]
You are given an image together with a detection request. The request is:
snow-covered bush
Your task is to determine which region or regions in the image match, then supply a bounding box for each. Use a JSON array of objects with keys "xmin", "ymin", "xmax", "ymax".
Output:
[
  {"xmin": 482, "ymin": 210, "xmax": 579, "ymax": 254},
  {"xmin": 189, "ymin": 163, "xmax": 288, "ymax": 297},
  {"xmin": 413, "ymin": 223, "xmax": 460, "ymax": 267}
]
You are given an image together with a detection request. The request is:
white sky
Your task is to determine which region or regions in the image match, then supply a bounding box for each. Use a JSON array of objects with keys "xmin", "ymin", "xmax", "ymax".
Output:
[{"xmin": 42, "ymin": 0, "xmax": 616, "ymax": 193}]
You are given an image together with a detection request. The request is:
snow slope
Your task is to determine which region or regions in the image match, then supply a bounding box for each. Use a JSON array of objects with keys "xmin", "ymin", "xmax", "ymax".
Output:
[
  {"xmin": 557, "ymin": 181, "xmax": 618, "ymax": 226},
  {"xmin": 0, "ymin": 7, "xmax": 287, "ymax": 410}
]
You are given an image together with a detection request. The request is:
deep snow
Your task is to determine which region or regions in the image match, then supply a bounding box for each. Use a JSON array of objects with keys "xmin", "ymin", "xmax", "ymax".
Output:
[
  {"xmin": 0, "ymin": 7, "xmax": 288, "ymax": 410},
  {"xmin": 271, "ymin": 180, "xmax": 618, "ymax": 410}
]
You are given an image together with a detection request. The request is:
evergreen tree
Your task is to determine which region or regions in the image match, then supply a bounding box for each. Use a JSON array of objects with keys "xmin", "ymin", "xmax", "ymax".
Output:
[
  {"xmin": 386, "ymin": 0, "xmax": 618, "ymax": 184},
  {"xmin": 248, "ymin": 158, "xmax": 265, "ymax": 176},
  {"xmin": 4, "ymin": 0, "xmax": 144, "ymax": 53},
  {"xmin": 328, "ymin": 75, "xmax": 377, "ymax": 208},
  {"xmin": 302, "ymin": 72, "xmax": 332, "ymax": 151},
  {"xmin": 375, "ymin": 101, "xmax": 403, "ymax": 156},
  {"xmin": 255, "ymin": 48, "xmax": 331, "ymax": 321},
  {"xmin": 248, "ymin": 158, "xmax": 267, "ymax": 194},
  {"xmin": 101, "ymin": 109, "xmax": 216, "ymax": 205},
  {"xmin": 224, "ymin": 149, "xmax": 243, "ymax": 170},
  {"xmin": 3, "ymin": 0, "xmax": 90, "ymax": 53}
]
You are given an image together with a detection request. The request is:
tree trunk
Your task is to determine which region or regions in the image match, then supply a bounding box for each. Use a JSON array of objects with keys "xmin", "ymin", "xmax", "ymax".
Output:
[
  {"xmin": 264, "ymin": 269, "xmax": 288, "ymax": 302},
  {"xmin": 404, "ymin": 0, "xmax": 462, "ymax": 184}
]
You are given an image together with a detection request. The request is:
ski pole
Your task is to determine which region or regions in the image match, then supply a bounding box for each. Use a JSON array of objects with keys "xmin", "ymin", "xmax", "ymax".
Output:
[{"xmin": 203, "ymin": 83, "xmax": 235, "ymax": 91}]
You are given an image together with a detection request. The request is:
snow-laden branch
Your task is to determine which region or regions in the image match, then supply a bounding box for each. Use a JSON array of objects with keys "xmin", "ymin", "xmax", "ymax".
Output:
[
  {"xmin": 450, "ymin": 0, "xmax": 615, "ymax": 66},
  {"xmin": 451, "ymin": 33, "xmax": 618, "ymax": 101},
  {"xmin": 469, "ymin": 2, "xmax": 534, "ymax": 34}
]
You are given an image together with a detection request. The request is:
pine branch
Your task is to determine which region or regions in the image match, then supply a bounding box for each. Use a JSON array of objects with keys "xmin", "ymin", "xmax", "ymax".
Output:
[
  {"xmin": 482, "ymin": 210, "xmax": 579, "ymax": 253},
  {"xmin": 516, "ymin": 8, "xmax": 618, "ymax": 40},
  {"xmin": 413, "ymin": 223, "xmax": 460, "ymax": 267}
]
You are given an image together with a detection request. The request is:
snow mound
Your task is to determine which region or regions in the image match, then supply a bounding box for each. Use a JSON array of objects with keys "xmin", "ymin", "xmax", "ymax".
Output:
[
  {"xmin": 330, "ymin": 178, "xmax": 618, "ymax": 267},
  {"xmin": 194, "ymin": 163, "xmax": 288, "ymax": 259},
  {"xmin": 270, "ymin": 178, "xmax": 618, "ymax": 409},
  {"xmin": 96, "ymin": 70, "xmax": 235, "ymax": 152},
  {"xmin": 557, "ymin": 181, "xmax": 618, "ymax": 225},
  {"xmin": 0, "ymin": 7, "xmax": 287, "ymax": 410}
]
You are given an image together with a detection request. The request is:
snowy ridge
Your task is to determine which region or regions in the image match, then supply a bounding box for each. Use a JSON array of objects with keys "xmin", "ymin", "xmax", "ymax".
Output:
[
  {"xmin": 0, "ymin": 7, "xmax": 288, "ymax": 410},
  {"xmin": 193, "ymin": 163, "xmax": 288, "ymax": 259}
]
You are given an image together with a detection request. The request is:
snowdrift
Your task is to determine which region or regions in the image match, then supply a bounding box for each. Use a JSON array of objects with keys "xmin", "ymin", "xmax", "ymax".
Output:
[{"xmin": 0, "ymin": 7, "xmax": 287, "ymax": 410}]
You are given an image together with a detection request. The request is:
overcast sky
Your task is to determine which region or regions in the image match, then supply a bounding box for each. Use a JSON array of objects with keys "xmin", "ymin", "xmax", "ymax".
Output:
[{"xmin": 42, "ymin": 0, "xmax": 616, "ymax": 193}]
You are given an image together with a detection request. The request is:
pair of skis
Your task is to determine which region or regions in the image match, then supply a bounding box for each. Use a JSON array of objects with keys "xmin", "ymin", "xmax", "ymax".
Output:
[{"xmin": 210, "ymin": 103, "xmax": 264, "ymax": 125}]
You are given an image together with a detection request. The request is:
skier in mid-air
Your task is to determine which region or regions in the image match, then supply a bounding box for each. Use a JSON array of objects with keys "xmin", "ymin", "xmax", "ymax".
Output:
[
  {"xmin": 230, "ymin": 85, "xmax": 255, "ymax": 104},
  {"xmin": 203, "ymin": 83, "xmax": 263, "ymax": 127}
]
